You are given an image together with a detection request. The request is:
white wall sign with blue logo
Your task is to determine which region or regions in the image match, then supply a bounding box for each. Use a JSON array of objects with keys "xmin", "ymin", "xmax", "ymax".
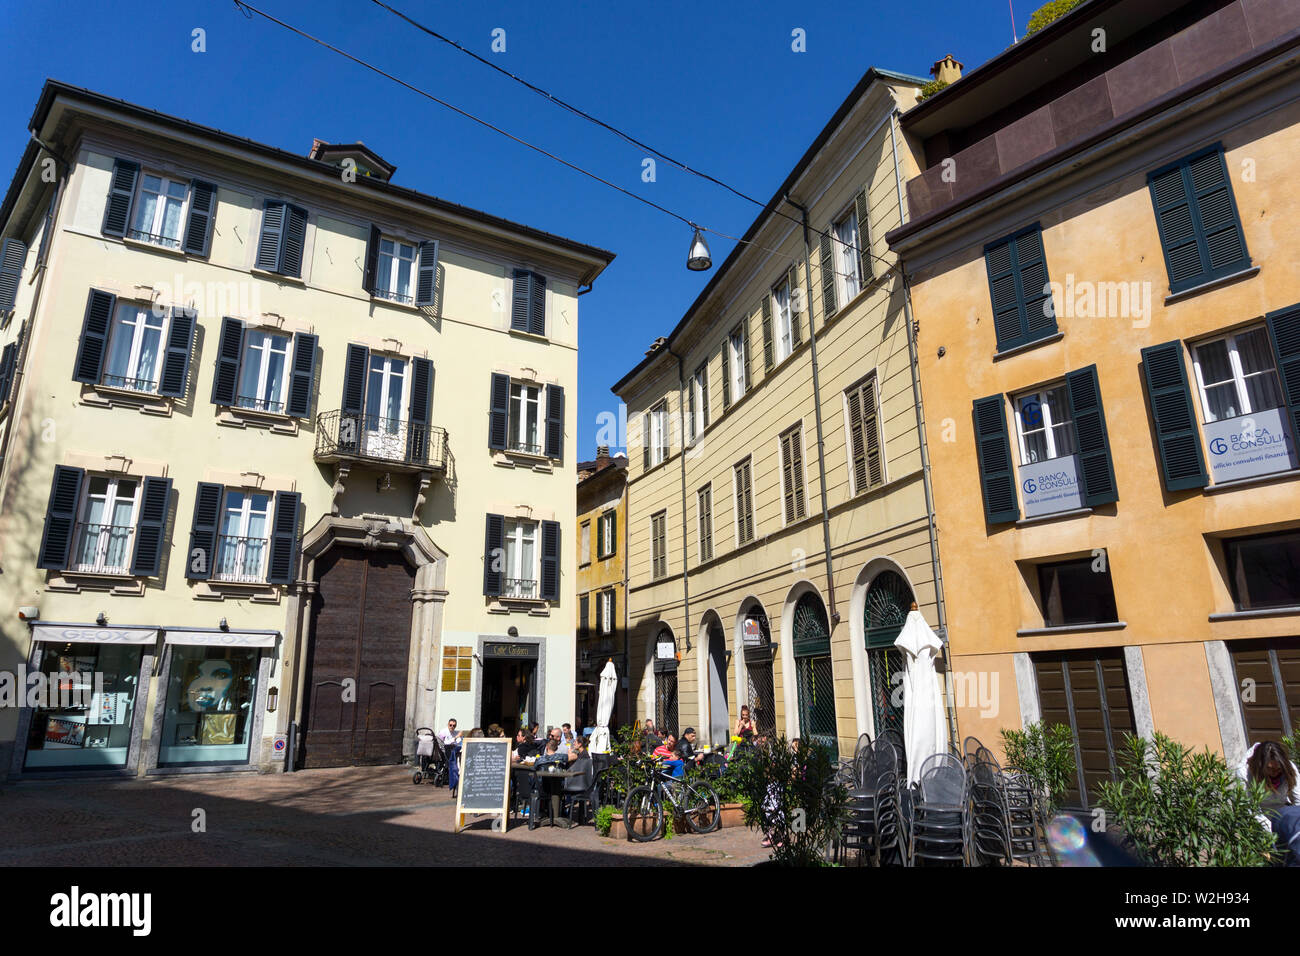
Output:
[
  {"xmin": 1203, "ymin": 408, "xmax": 1298, "ymax": 483},
  {"xmin": 1020, "ymin": 454, "xmax": 1085, "ymax": 517}
]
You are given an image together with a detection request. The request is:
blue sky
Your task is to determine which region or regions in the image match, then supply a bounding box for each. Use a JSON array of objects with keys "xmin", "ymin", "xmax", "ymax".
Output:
[{"xmin": 0, "ymin": 0, "xmax": 1026, "ymax": 459}]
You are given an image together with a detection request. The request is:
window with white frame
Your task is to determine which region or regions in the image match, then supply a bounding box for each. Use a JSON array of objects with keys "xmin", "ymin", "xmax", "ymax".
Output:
[
  {"xmin": 509, "ymin": 382, "xmax": 542, "ymax": 454},
  {"xmin": 1191, "ymin": 326, "xmax": 1285, "ymax": 423},
  {"xmin": 236, "ymin": 329, "xmax": 291, "ymax": 414},
  {"xmin": 375, "ymin": 237, "xmax": 418, "ymax": 304},
  {"xmin": 599, "ymin": 510, "xmax": 615, "ymax": 558},
  {"xmin": 697, "ymin": 484, "xmax": 713, "ymax": 563},
  {"xmin": 651, "ymin": 511, "xmax": 667, "ymax": 579},
  {"xmin": 1012, "ymin": 385, "xmax": 1076, "ymax": 465},
  {"xmin": 103, "ymin": 302, "xmax": 167, "ymax": 393},
  {"xmin": 689, "ymin": 364, "xmax": 709, "ymax": 442},
  {"xmin": 833, "ymin": 208, "xmax": 862, "ymax": 305},
  {"xmin": 772, "ymin": 277, "xmax": 794, "ymax": 364},
  {"xmin": 364, "ymin": 354, "xmax": 408, "ymax": 459},
  {"xmin": 728, "ymin": 326, "xmax": 747, "ymax": 400},
  {"xmin": 73, "ymin": 475, "xmax": 140, "ymax": 575},
  {"xmin": 503, "ymin": 519, "xmax": 539, "ymax": 598},
  {"xmin": 649, "ymin": 401, "xmax": 669, "ymax": 467},
  {"xmin": 128, "ymin": 173, "xmax": 188, "ymax": 248},
  {"xmin": 600, "ymin": 590, "xmax": 614, "ymax": 634},
  {"xmin": 214, "ymin": 490, "xmax": 272, "ymax": 584}
]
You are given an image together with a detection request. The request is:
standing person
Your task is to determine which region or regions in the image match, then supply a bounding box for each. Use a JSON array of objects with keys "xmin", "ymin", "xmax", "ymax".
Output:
[
  {"xmin": 437, "ymin": 719, "xmax": 463, "ymax": 797},
  {"xmin": 735, "ymin": 705, "xmax": 755, "ymax": 743}
]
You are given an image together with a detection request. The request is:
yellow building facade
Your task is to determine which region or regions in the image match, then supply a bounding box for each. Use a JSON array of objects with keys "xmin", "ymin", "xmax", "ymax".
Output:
[
  {"xmin": 0, "ymin": 82, "xmax": 611, "ymax": 777},
  {"xmin": 613, "ymin": 68, "xmax": 957, "ymax": 759},
  {"xmin": 888, "ymin": 0, "xmax": 1300, "ymax": 806},
  {"xmin": 575, "ymin": 449, "xmax": 627, "ymax": 731}
]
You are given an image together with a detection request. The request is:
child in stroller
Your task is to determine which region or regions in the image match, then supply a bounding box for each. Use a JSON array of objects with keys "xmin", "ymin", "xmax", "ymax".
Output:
[{"xmin": 412, "ymin": 727, "xmax": 450, "ymax": 787}]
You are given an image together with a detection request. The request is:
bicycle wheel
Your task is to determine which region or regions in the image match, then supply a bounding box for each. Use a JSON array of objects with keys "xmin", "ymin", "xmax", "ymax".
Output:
[
  {"xmin": 623, "ymin": 786, "xmax": 664, "ymax": 842},
  {"xmin": 680, "ymin": 781, "xmax": 721, "ymax": 834}
]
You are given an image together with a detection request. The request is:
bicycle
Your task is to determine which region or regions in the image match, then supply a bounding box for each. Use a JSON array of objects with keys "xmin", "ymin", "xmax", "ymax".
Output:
[{"xmin": 624, "ymin": 765, "xmax": 721, "ymax": 841}]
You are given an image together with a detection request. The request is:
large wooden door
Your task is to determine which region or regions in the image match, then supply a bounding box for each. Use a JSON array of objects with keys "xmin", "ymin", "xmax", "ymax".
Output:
[{"xmin": 302, "ymin": 548, "xmax": 415, "ymax": 767}]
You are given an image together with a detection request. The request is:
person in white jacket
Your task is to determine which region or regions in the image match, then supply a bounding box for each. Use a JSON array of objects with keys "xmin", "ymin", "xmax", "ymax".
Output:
[{"xmin": 1236, "ymin": 740, "xmax": 1300, "ymax": 866}]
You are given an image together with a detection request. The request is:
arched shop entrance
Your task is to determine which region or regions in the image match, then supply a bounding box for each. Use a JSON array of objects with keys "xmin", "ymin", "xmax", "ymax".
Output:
[
  {"xmin": 739, "ymin": 603, "xmax": 776, "ymax": 739},
  {"xmin": 703, "ymin": 613, "xmax": 729, "ymax": 748},
  {"xmin": 653, "ymin": 627, "xmax": 679, "ymax": 735},
  {"xmin": 864, "ymin": 570, "xmax": 913, "ymax": 744},
  {"xmin": 792, "ymin": 592, "xmax": 838, "ymax": 760}
]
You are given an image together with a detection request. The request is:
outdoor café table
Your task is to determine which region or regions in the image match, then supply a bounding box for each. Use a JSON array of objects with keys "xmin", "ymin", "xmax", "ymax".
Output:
[{"xmin": 513, "ymin": 763, "xmax": 583, "ymax": 829}]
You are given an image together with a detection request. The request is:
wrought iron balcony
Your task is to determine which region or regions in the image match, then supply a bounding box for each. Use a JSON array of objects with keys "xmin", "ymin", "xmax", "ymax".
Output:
[
  {"xmin": 100, "ymin": 373, "xmax": 158, "ymax": 394},
  {"xmin": 314, "ymin": 410, "xmax": 452, "ymax": 473},
  {"xmin": 234, "ymin": 394, "xmax": 287, "ymax": 415},
  {"xmin": 508, "ymin": 437, "xmax": 542, "ymax": 456},
  {"xmin": 126, "ymin": 228, "xmax": 182, "ymax": 250},
  {"xmin": 503, "ymin": 578, "xmax": 538, "ymax": 600},
  {"xmin": 213, "ymin": 534, "xmax": 269, "ymax": 584},
  {"xmin": 72, "ymin": 523, "xmax": 135, "ymax": 575}
]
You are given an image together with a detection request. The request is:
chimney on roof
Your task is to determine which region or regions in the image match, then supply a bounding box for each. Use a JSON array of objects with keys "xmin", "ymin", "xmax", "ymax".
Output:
[
  {"xmin": 596, "ymin": 445, "xmax": 610, "ymax": 462},
  {"xmin": 645, "ymin": 336, "xmax": 667, "ymax": 358},
  {"xmin": 930, "ymin": 54, "xmax": 964, "ymax": 85}
]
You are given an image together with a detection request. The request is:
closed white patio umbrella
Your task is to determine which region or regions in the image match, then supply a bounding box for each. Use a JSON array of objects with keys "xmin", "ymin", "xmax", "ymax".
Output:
[
  {"xmin": 894, "ymin": 605, "xmax": 948, "ymax": 786},
  {"xmin": 590, "ymin": 659, "xmax": 618, "ymax": 754}
]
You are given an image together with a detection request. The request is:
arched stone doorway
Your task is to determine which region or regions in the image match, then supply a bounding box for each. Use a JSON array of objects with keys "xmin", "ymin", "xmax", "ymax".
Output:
[
  {"xmin": 864, "ymin": 569, "xmax": 913, "ymax": 744},
  {"xmin": 792, "ymin": 591, "xmax": 837, "ymax": 760}
]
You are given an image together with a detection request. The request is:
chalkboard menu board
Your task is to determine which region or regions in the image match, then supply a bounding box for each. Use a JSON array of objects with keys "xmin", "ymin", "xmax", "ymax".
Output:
[{"xmin": 454, "ymin": 738, "xmax": 511, "ymax": 833}]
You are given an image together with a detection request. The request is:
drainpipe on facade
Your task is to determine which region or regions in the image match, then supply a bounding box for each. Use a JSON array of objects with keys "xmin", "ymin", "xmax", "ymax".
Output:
[
  {"xmin": 889, "ymin": 108, "xmax": 958, "ymax": 749},
  {"xmin": 782, "ymin": 196, "xmax": 839, "ymax": 626},
  {"xmin": 623, "ymin": 467, "xmax": 631, "ymax": 726}
]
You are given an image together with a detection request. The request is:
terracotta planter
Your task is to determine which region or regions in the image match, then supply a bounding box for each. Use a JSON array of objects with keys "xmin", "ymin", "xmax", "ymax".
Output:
[
  {"xmin": 719, "ymin": 803, "xmax": 746, "ymax": 829},
  {"xmin": 605, "ymin": 815, "xmax": 626, "ymax": 840}
]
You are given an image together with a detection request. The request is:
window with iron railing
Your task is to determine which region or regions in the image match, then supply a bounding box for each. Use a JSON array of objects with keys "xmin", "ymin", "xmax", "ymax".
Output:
[
  {"xmin": 72, "ymin": 476, "xmax": 140, "ymax": 575},
  {"xmin": 127, "ymin": 173, "xmax": 187, "ymax": 250},
  {"xmin": 503, "ymin": 577, "xmax": 538, "ymax": 600},
  {"xmin": 234, "ymin": 330, "xmax": 291, "ymax": 415},
  {"xmin": 213, "ymin": 490, "xmax": 272, "ymax": 583},
  {"xmin": 374, "ymin": 237, "xmax": 417, "ymax": 304},
  {"xmin": 103, "ymin": 303, "xmax": 167, "ymax": 395}
]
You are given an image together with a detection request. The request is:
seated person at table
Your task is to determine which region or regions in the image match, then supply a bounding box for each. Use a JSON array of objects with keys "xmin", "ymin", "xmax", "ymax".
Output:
[
  {"xmin": 513, "ymin": 727, "xmax": 543, "ymax": 762},
  {"xmin": 544, "ymin": 726, "xmax": 569, "ymax": 755},
  {"xmin": 678, "ymin": 727, "xmax": 705, "ymax": 767},
  {"xmin": 642, "ymin": 718, "xmax": 664, "ymax": 753},
  {"xmin": 560, "ymin": 723, "xmax": 578, "ymax": 747},
  {"xmin": 653, "ymin": 733, "xmax": 685, "ymax": 779},
  {"xmin": 1237, "ymin": 740, "xmax": 1300, "ymax": 866}
]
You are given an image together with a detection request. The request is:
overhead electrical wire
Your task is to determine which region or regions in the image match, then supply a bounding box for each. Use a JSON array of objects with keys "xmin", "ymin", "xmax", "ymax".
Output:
[{"xmin": 231, "ymin": 0, "xmax": 894, "ymax": 273}]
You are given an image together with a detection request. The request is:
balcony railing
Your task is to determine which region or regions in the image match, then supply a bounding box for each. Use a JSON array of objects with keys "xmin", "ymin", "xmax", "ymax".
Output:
[
  {"xmin": 100, "ymin": 373, "xmax": 158, "ymax": 394},
  {"xmin": 314, "ymin": 410, "xmax": 451, "ymax": 472},
  {"xmin": 374, "ymin": 288, "xmax": 415, "ymax": 306},
  {"xmin": 72, "ymin": 523, "xmax": 135, "ymax": 575},
  {"xmin": 234, "ymin": 394, "xmax": 287, "ymax": 415},
  {"xmin": 213, "ymin": 534, "xmax": 268, "ymax": 584},
  {"xmin": 508, "ymin": 437, "xmax": 542, "ymax": 456},
  {"xmin": 126, "ymin": 228, "xmax": 182, "ymax": 250},
  {"xmin": 504, "ymin": 578, "xmax": 538, "ymax": 600}
]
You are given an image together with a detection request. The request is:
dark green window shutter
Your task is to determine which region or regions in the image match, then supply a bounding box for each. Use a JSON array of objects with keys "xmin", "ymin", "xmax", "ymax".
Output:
[
  {"xmin": 407, "ymin": 356, "xmax": 433, "ymax": 464},
  {"xmin": 544, "ymin": 383, "xmax": 564, "ymax": 459},
  {"xmin": 1148, "ymin": 145, "xmax": 1250, "ymax": 295},
  {"xmin": 363, "ymin": 224, "xmax": 381, "ymax": 294},
  {"xmin": 511, "ymin": 270, "xmax": 530, "ymax": 331},
  {"xmin": 286, "ymin": 332, "xmax": 318, "ymax": 419},
  {"xmin": 819, "ymin": 231, "xmax": 836, "ymax": 318},
  {"xmin": 279, "ymin": 204, "xmax": 308, "ymax": 277},
  {"xmin": 984, "ymin": 225, "xmax": 1057, "ymax": 352},
  {"xmin": 158, "ymin": 307, "xmax": 196, "ymax": 398},
  {"xmin": 130, "ymin": 476, "xmax": 172, "ymax": 577},
  {"xmin": 73, "ymin": 289, "xmax": 116, "ymax": 384},
  {"xmin": 580, "ymin": 593, "xmax": 590, "ymax": 637},
  {"xmin": 596, "ymin": 515, "xmax": 605, "ymax": 558},
  {"xmin": 0, "ymin": 343, "xmax": 13, "ymax": 407},
  {"xmin": 416, "ymin": 240, "xmax": 438, "ymax": 307},
  {"xmin": 255, "ymin": 201, "xmax": 285, "ymax": 272},
  {"xmin": 488, "ymin": 372, "xmax": 510, "ymax": 450},
  {"xmin": 267, "ymin": 491, "xmax": 301, "ymax": 585},
  {"xmin": 1064, "ymin": 365, "xmax": 1118, "ymax": 506},
  {"xmin": 540, "ymin": 520, "xmax": 560, "ymax": 600},
  {"xmin": 972, "ymin": 395, "xmax": 1019, "ymax": 523},
  {"xmin": 182, "ymin": 180, "xmax": 217, "ymax": 256},
  {"xmin": 483, "ymin": 513, "xmax": 504, "ymax": 596},
  {"xmin": 593, "ymin": 591, "xmax": 602, "ymax": 634},
  {"xmin": 1265, "ymin": 304, "xmax": 1300, "ymax": 447},
  {"xmin": 37, "ymin": 465, "xmax": 85, "ymax": 570},
  {"xmin": 101, "ymin": 159, "xmax": 138, "ymax": 238},
  {"xmin": 341, "ymin": 343, "xmax": 368, "ymax": 416},
  {"xmin": 642, "ymin": 412, "xmax": 651, "ymax": 471},
  {"xmin": 788, "ymin": 266, "xmax": 803, "ymax": 348},
  {"xmin": 855, "ymin": 188, "xmax": 873, "ymax": 282},
  {"xmin": 761, "ymin": 296, "xmax": 774, "ymax": 370},
  {"xmin": 740, "ymin": 321, "xmax": 751, "ymax": 388},
  {"xmin": 210, "ymin": 316, "xmax": 244, "ymax": 406},
  {"xmin": 186, "ymin": 482, "xmax": 224, "ymax": 580},
  {"xmin": 699, "ymin": 365, "xmax": 709, "ymax": 426},
  {"xmin": 721, "ymin": 340, "xmax": 731, "ymax": 410},
  {"xmin": 0, "ymin": 237, "xmax": 26, "ymax": 312},
  {"xmin": 529, "ymin": 272, "xmax": 546, "ymax": 336},
  {"xmin": 1140, "ymin": 340, "xmax": 1208, "ymax": 491}
]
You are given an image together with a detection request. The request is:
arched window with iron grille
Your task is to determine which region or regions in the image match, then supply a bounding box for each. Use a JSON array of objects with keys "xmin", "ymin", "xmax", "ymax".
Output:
[
  {"xmin": 741, "ymin": 607, "xmax": 776, "ymax": 740},
  {"xmin": 793, "ymin": 592, "xmax": 838, "ymax": 761},
  {"xmin": 653, "ymin": 627, "xmax": 679, "ymax": 736},
  {"xmin": 864, "ymin": 570, "xmax": 913, "ymax": 745}
]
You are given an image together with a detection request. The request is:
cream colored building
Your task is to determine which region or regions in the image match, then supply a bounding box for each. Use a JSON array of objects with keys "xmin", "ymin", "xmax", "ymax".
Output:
[
  {"xmin": 612, "ymin": 67, "xmax": 953, "ymax": 759},
  {"xmin": 0, "ymin": 81, "xmax": 612, "ymax": 777}
]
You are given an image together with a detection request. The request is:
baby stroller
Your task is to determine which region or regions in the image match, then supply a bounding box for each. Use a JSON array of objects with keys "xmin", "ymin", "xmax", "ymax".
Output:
[{"xmin": 412, "ymin": 727, "xmax": 450, "ymax": 787}]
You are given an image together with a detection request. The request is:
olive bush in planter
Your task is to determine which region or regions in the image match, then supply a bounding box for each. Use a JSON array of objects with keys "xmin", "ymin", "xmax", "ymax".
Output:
[
  {"xmin": 1000, "ymin": 721, "xmax": 1076, "ymax": 814},
  {"xmin": 731, "ymin": 737, "xmax": 848, "ymax": 867},
  {"xmin": 1096, "ymin": 732, "xmax": 1277, "ymax": 867}
]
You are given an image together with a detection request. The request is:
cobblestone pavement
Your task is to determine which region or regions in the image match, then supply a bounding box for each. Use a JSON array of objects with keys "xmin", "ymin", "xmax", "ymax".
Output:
[{"xmin": 0, "ymin": 765, "xmax": 774, "ymax": 866}]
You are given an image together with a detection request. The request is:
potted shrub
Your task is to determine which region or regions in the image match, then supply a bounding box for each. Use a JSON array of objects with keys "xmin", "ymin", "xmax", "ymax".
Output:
[
  {"xmin": 1000, "ymin": 721, "xmax": 1076, "ymax": 814},
  {"xmin": 731, "ymin": 737, "xmax": 847, "ymax": 866}
]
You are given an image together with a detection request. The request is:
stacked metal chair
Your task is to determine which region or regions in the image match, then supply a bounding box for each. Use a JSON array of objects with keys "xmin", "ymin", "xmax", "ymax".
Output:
[
  {"xmin": 965, "ymin": 738, "xmax": 1047, "ymax": 866},
  {"xmin": 906, "ymin": 752, "xmax": 971, "ymax": 866},
  {"xmin": 841, "ymin": 737, "xmax": 904, "ymax": 866}
]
